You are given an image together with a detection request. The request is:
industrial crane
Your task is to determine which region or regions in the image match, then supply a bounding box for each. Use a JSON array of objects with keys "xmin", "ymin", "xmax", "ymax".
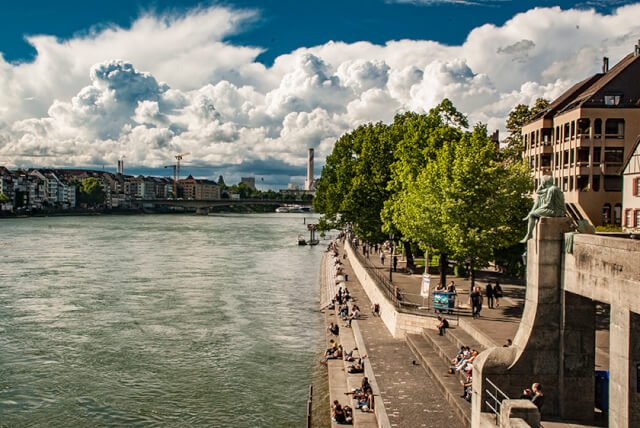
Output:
[{"xmin": 165, "ymin": 152, "xmax": 190, "ymax": 198}]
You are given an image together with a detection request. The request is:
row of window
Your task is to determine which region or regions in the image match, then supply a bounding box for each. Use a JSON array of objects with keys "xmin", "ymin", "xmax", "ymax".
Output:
[
  {"xmin": 533, "ymin": 175, "xmax": 622, "ymax": 193},
  {"xmin": 603, "ymin": 203, "xmax": 623, "ymax": 226},
  {"xmin": 529, "ymin": 147, "xmax": 625, "ymax": 170},
  {"xmin": 524, "ymin": 118, "xmax": 626, "ymax": 149},
  {"xmin": 623, "ymin": 209, "xmax": 640, "ymax": 228}
]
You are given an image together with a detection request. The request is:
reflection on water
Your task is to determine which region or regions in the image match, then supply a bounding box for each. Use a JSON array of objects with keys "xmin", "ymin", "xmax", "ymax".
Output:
[{"xmin": 0, "ymin": 214, "xmax": 324, "ymax": 427}]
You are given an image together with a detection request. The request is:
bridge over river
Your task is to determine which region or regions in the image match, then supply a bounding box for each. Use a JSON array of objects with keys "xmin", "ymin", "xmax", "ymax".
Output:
[{"xmin": 133, "ymin": 199, "xmax": 312, "ymax": 213}]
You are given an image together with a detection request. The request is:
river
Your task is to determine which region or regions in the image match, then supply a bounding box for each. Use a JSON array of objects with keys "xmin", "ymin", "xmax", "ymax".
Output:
[{"xmin": 0, "ymin": 214, "xmax": 325, "ymax": 427}]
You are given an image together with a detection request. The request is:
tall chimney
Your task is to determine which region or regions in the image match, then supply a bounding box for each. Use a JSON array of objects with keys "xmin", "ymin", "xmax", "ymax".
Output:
[
  {"xmin": 602, "ymin": 57, "xmax": 609, "ymax": 73},
  {"xmin": 305, "ymin": 148, "xmax": 314, "ymax": 191}
]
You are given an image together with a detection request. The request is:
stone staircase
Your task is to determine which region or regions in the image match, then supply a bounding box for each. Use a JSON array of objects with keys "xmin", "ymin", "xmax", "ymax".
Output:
[{"xmin": 405, "ymin": 325, "xmax": 488, "ymax": 427}]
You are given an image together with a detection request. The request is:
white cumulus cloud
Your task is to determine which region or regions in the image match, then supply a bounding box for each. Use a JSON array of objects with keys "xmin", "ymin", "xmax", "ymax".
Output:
[{"xmin": 2, "ymin": 4, "xmax": 640, "ymax": 187}]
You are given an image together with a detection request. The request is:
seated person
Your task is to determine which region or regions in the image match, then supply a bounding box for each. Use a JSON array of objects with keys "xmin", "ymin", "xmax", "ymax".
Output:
[
  {"xmin": 327, "ymin": 322, "xmax": 340, "ymax": 336},
  {"xmin": 461, "ymin": 372, "xmax": 473, "ymax": 401},
  {"xmin": 356, "ymin": 387, "xmax": 374, "ymax": 412},
  {"xmin": 531, "ymin": 383, "xmax": 544, "ymax": 411},
  {"xmin": 348, "ymin": 356, "xmax": 366, "ymax": 374},
  {"xmin": 324, "ymin": 339, "xmax": 338, "ymax": 357},
  {"xmin": 436, "ymin": 315, "xmax": 449, "ymax": 336},
  {"xmin": 331, "ymin": 401, "xmax": 353, "ymax": 424}
]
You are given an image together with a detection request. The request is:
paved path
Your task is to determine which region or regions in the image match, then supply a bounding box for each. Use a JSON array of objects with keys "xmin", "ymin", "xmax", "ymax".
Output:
[{"xmin": 337, "ymin": 244, "xmax": 462, "ymax": 427}]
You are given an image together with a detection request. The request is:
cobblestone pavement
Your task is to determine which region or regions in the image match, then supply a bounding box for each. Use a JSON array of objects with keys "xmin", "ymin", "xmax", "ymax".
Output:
[{"xmin": 338, "ymin": 246, "xmax": 464, "ymax": 428}]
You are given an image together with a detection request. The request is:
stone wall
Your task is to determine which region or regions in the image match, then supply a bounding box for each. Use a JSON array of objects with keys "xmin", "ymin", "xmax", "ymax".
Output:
[{"xmin": 345, "ymin": 242, "xmax": 436, "ymax": 338}]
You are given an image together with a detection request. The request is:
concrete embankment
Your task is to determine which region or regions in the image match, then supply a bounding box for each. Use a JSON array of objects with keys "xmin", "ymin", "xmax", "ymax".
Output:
[{"xmin": 322, "ymin": 241, "xmax": 461, "ymax": 427}]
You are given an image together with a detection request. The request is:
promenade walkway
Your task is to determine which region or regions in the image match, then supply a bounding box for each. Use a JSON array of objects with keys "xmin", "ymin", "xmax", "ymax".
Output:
[
  {"xmin": 344, "ymin": 243, "xmax": 608, "ymax": 428},
  {"xmin": 330, "ymin": 243, "xmax": 461, "ymax": 427}
]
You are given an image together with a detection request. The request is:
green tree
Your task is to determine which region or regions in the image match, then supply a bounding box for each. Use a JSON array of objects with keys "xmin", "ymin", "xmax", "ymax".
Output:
[
  {"xmin": 0, "ymin": 192, "xmax": 8, "ymax": 203},
  {"xmin": 383, "ymin": 99, "xmax": 469, "ymax": 272},
  {"xmin": 503, "ymin": 98, "xmax": 549, "ymax": 161},
  {"xmin": 393, "ymin": 124, "xmax": 531, "ymax": 286},
  {"xmin": 79, "ymin": 178, "xmax": 106, "ymax": 206}
]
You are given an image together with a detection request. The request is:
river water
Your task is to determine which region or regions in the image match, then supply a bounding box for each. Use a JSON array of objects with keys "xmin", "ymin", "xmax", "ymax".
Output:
[{"xmin": 0, "ymin": 214, "xmax": 325, "ymax": 427}]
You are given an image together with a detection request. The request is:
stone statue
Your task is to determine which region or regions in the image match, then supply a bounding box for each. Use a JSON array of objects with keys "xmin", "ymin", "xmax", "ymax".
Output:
[{"xmin": 521, "ymin": 175, "xmax": 566, "ymax": 242}]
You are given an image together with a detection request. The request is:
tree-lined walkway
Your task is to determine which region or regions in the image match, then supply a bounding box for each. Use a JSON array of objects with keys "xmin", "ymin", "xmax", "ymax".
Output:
[{"xmin": 336, "ymin": 243, "xmax": 462, "ymax": 427}]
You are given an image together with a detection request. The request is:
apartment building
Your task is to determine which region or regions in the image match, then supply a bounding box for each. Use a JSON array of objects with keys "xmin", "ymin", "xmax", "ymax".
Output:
[
  {"xmin": 179, "ymin": 175, "xmax": 220, "ymax": 200},
  {"xmin": 522, "ymin": 44, "xmax": 640, "ymax": 226}
]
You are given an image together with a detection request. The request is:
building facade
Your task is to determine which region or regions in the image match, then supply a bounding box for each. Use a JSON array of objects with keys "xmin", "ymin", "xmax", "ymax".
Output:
[
  {"xmin": 522, "ymin": 46, "xmax": 640, "ymax": 226},
  {"xmin": 622, "ymin": 138, "xmax": 640, "ymax": 231}
]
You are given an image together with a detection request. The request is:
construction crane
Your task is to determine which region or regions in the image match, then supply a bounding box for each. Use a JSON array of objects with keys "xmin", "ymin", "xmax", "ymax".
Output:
[{"xmin": 166, "ymin": 152, "xmax": 191, "ymax": 198}]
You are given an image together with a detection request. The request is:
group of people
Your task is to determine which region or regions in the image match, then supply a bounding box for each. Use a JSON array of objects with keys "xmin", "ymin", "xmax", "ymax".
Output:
[
  {"xmin": 449, "ymin": 346, "xmax": 479, "ymax": 402},
  {"xmin": 470, "ymin": 281, "xmax": 503, "ymax": 318},
  {"xmin": 339, "ymin": 303, "xmax": 361, "ymax": 327}
]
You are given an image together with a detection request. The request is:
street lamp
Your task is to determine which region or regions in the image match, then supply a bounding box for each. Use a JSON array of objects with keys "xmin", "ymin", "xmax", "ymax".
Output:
[{"xmin": 389, "ymin": 233, "xmax": 395, "ymax": 283}]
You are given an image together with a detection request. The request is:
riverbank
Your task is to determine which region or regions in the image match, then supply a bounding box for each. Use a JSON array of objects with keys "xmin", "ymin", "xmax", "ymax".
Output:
[{"xmin": 0, "ymin": 203, "xmax": 287, "ymax": 218}]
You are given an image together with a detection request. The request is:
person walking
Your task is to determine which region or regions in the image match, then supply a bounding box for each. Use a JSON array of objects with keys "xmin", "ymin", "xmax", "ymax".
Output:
[
  {"xmin": 486, "ymin": 282, "xmax": 494, "ymax": 309},
  {"xmin": 470, "ymin": 287, "xmax": 482, "ymax": 319},
  {"xmin": 380, "ymin": 252, "xmax": 385, "ymax": 265},
  {"xmin": 494, "ymin": 281, "xmax": 503, "ymax": 307}
]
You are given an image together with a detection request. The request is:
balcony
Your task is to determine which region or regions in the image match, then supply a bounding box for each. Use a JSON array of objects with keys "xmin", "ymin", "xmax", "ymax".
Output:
[{"xmin": 601, "ymin": 163, "xmax": 622, "ymax": 175}]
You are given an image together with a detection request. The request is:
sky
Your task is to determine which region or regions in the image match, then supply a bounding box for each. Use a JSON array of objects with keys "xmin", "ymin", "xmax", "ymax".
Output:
[{"xmin": 1, "ymin": 0, "xmax": 640, "ymax": 188}]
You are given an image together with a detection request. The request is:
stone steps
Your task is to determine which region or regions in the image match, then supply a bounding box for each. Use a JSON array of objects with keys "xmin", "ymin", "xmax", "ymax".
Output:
[{"xmin": 405, "ymin": 333, "xmax": 472, "ymax": 426}]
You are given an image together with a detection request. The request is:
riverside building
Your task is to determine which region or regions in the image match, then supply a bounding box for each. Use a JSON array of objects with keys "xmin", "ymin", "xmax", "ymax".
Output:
[{"xmin": 522, "ymin": 42, "xmax": 640, "ymax": 226}]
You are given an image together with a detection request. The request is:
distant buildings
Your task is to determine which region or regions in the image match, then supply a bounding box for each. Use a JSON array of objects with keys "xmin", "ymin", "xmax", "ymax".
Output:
[
  {"xmin": 522, "ymin": 44, "xmax": 640, "ymax": 226},
  {"xmin": 0, "ymin": 166, "xmax": 222, "ymax": 214},
  {"xmin": 240, "ymin": 177, "xmax": 256, "ymax": 190},
  {"xmin": 304, "ymin": 148, "xmax": 316, "ymax": 191}
]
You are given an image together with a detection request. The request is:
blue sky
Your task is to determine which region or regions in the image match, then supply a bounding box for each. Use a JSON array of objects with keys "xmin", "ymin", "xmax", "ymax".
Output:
[
  {"xmin": 1, "ymin": 0, "xmax": 631, "ymax": 64},
  {"xmin": 0, "ymin": 1, "xmax": 639, "ymax": 188}
]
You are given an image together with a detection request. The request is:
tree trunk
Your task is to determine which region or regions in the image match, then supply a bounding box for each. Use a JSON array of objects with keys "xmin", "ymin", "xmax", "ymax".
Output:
[
  {"xmin": 403, "ymin": 241, "xmax": 415, "ymax": 270},
  {"xmin": 470, "ymin": 262, "xmax": 476, "ymax": 289},
  {"xmin": 439, "ymin": 253, "xmax": 448, "ymax": 287}
]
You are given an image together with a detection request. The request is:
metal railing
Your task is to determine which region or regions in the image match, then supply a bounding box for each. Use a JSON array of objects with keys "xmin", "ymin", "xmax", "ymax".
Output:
[
  {"xmin": 348, "ymin": 241, "xmax": 460, "ymax": 323},
  {"xmin": 306, "ymin": 384, "xmax": 313, "ymax": 428},
  {"xmin": 485, "ymin": 377, "xmax": 510, "ymax": 425}
]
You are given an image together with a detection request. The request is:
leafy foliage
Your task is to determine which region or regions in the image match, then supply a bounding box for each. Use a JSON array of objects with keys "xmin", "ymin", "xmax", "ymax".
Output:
[
  {"xmin": 79, "ymin": 178, "xmax": 106, "ymax": 206},
  {"xmin": 503, "ymin": 98, "xmax": 549, "ymax": 161}
]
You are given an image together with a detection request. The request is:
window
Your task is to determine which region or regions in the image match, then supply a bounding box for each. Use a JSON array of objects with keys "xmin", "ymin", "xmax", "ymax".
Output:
[
  {"xmin": 563, "ymin": 177, "xmax": 568, "ymax": 192},
  {"xmin": 577, "ymin": 175, "xmax": 589, "ymax": 191},
  {"xmin": 556, "ymin": 126, "xmax": 560, "ymax": 141},
  {"xmin": 605, "ymin": 119, "xmax": 625, "ymax": 137},
  {"xmin": 577, "ymin": 118, "xmax": 590, "ymax": 136},
  {"xmin": 570, "ymin": 121, "xmax": 576, "ymax": 138},
  {"xmin": 636, "ymin": 210, "xmax": 640, "ymax": 228},
  {"xmin": 625, "ymin": 209, "xmax": 633, "ymax": 227},
  {"xmin": 570, "ymin": 176, "xmax": 574, "ymax": 191},
  {"xmin": 564, "ymin": 150, "xmax": 569, "ymax": 166},
  {"xmin": 604, "ymin": 147, "xmax": 624, "ymax": 164},
  {"xmin": 633, "ymin": 177, "xmax": 640, "ymax": 196},
  {"xmin": 593, "ymin": 147, "xmax": 601, "ymax": 163},
  {"xmin": 541, "ymin": 154, "xmax": 552, "ymax": 167},
  {"xmin": 602, "ymin": 204, "xmax": 611, "ymax": 224},
  {"xmin": 613, "ymin": 204, "xmax": 622, "ymax": 226},
  {"xmin": 604, "ymin": 175, "xmax": 622, "ymax": 192},
  {"xmin": 564, "ymin": 123, "xmax": 570, "ymax": 141},
  {"xmin": 577, "ymin": 148, "xmax": 590, "ymax": 164},
  {"xmin": 594, "ymin": 119, "xmax": 602, "ymax": 137},
  {"xmin": 570, "ymin": 149, "xmax": 575, "ymax": 165},
  {"xmin": 592, "ymin": 175, "xmax": 600, "ymax": 192},
  {"xmin": 604, "ymin": 95, "xmax": 621, "ymax": 106}
]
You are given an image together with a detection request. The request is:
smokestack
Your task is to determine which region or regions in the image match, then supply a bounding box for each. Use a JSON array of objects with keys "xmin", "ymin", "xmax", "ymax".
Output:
[
  {"xmin": 602, "ymin": 57, "xmax": 609, "ymax": 73},
  {"xmin": 305, "ymin": 148, "xmax": 314, "ymax": 191}
]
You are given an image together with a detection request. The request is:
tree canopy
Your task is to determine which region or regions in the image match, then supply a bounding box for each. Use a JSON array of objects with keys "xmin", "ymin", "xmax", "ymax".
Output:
[
  {"xmin": 503, "ymin": 98, "xmax": 550, "ymax": 161},
  {"xmin": 79, "ymin": 178, "xmax": 106, "ymax": 206},
  {"xmin": 314, "ymin": 99, "xmax": 533, "ymax": 278}
]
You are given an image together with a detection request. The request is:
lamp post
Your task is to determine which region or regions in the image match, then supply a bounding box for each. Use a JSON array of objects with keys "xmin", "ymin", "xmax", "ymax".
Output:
[{"xmin": 389, "ymin": 233, "xmax": 394, "ymax": 283}]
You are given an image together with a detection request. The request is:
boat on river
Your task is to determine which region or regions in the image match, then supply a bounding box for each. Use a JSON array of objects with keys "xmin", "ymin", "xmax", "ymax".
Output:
[{"xmin": 275, "ymin": 204, "xmax": 311, "ymax": 213}]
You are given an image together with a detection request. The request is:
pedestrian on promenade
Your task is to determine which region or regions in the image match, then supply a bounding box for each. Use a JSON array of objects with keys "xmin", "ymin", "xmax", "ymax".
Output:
[
  {"xmin": 380, "ymin": 252, "xmax": 385, "ymax": 265},
  {"xmin": 494, "ymin": 281, "xmax": 503, "ymax": 307},
  {"xmin": 470, "ymin": 287, "xmax": 482, "ymax": 318},
  {"xmin": 486, "ymin": 282, "xmax": 494, "ymax": 309}
]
